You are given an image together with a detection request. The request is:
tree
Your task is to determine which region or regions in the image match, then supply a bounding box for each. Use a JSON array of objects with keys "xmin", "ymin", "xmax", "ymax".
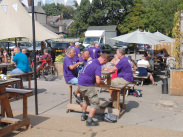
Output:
[
  {"xmin": 62, "ymin": 6, "xmax": 76, "ymax": 19},
  {"xmin": 118, "ymin": 0, "xmax": 145, "ymax": 34}
]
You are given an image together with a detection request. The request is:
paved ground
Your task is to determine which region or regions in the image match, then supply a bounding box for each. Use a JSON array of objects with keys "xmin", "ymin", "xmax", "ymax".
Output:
[{"xmin": 3, "ymin": 69, "xmax": 183, "ymax": 137}]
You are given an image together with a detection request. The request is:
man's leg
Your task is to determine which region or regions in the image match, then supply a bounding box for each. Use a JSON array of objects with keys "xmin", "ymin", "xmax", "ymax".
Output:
[{"xmin": 11, "ymin": 68, "xmax": 24, "ymax": 74}]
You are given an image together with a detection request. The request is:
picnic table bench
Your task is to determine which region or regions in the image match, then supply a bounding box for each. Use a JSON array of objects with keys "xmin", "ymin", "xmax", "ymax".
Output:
[
  {"xmin": 10, "ymin": 72, "xmax": 33, "ymax": 89},
  {"xmin": 133, "ymin": 73, "xmax": 149, "ymax": 86},
  {"xmin": 66, "ymin": 83, "xmax": 127, "ymax": 118},
  {"xmin": 0, "ymin": 85, "xmax": 33, "ymax": 136}
]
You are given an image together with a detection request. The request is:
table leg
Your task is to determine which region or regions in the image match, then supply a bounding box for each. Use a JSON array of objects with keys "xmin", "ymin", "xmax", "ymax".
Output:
[
  {"xmin": 28, "ymin": 74, "xmax": 31, "ymax": 90},
  {"xmin": 122, "ymin": 87, "xmax": 126, "ymax": 110},
  {"xmin": 109, "ymin": 89, "xmax": 118, "ymax": 108},
  {"xmin": 117, "ymin": 90, "xmax": 120, "ymax": 111},
  {"xmin": 107, "ymin": 76, "xmax": 111, "ymax": 85},
  {"xmin": 23, "ymin": 95, "xmax": 27, "ymax": 118},
  {"xmin": 0, "ymin": 86, "xmax": 13, "ymax": 118}
]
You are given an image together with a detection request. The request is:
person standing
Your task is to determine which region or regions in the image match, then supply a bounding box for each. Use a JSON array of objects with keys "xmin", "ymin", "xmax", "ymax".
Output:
[
  {"xmin": 70, "ymin": 42, "xmax": 81, "ymax": 63},
  {"xmin": 78, "ymin": 54, "xmax": 109, "ymax": 126},
  {"xmin": 88, "ymin": 42, "xmax": 101, "ymax": 59},
  {"xmin": 11, "ymin": 47, "xmax": 30, "ymax": 74}
]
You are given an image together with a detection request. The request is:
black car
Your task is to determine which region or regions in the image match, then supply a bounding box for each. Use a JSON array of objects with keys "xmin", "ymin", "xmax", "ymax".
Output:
[
  {"xmin": 84, "ymin": 44, "xmax": 116, "ymax": 60},
  {"xmin": 53, "ymin": 42, "xmax": 70, "ymax": 55},
  {"xmin": 113, "ymin": 41, "xmax": 135, "ymax": 54},
  {"xmin": 136, "ymin": 44, "xmax": 151, "ymax": 54}
]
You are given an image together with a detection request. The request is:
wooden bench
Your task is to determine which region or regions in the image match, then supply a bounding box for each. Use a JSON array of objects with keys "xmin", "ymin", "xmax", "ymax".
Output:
[
  {"xmin": 133, "ymin": 73, "xmax": 149, "ymax": 86},
  {"xmin": 10, "ymin": 72, "xmax": 33, "ymax": 89},
  {"xmin": 66, "ymin": 83, "xmax": 127, "ymax": 118},
  {"xmin": 0, "ymin": 88, "xmax": 32, "ymax": 136}
]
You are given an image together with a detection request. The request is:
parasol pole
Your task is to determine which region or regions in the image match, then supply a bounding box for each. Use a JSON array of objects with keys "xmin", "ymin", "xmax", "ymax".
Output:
[{"xmin": 31, "ymin": 0, "xmax": 38, "ymax": 115}]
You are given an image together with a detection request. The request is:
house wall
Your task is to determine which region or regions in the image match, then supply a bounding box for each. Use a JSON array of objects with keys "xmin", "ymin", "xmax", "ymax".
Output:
[{"xmin": 35, "ymin": 13, "xmax": 46, "ymax": 25}]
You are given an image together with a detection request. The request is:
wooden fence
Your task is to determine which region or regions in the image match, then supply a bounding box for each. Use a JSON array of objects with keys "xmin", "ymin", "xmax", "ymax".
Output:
[{"xmin": 154, "ymin": 42, "xmax": 173, "ymax": 56}]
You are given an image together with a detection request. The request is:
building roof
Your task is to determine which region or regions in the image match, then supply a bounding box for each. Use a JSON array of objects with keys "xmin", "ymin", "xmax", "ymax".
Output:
[
  {"xmin": 47, "ymin": 15, "xmax": 61, "ymax": 23},
  {"xmin": 87, "ymin": 25, "xmax": 117, "ymax": 31},
  {"xmin": 43, "ymin": 24, "xmax": 59, "ymax": 34},
  {"xmin": 25, "ymin": 6, "xmax": 46, "ymax": 14}
]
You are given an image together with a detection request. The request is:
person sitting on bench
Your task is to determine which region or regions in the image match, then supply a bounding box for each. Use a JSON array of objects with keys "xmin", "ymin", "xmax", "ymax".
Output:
[
  {"xmin": 40, "ymin": 49, "xmax": 51, "ymax": 61},
  {"xmin": 63, "ymin": 47, "xmax": 83, "ymax": 102},
  {"xmin": 11, "ymin": 47, "xmax": 30, "ymax": 74},
  {"xmin": 137, "ymin": 56, "xmax": 157, "ymax": 85},
  {"xmin": 106, "ymin": 49, "xmax": 133, "ymax": 85}
]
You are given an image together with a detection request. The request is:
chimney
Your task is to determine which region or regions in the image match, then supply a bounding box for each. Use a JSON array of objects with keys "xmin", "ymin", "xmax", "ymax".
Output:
[{"xmin": 28, "ymin": 0, "xmax": 31, "ymax": 6}]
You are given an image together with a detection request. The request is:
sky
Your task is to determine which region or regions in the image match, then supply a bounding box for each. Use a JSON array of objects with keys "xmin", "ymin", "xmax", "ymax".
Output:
[{"xmin": 38, "ymin": 0, "xmax": 75, "ymax": 6}]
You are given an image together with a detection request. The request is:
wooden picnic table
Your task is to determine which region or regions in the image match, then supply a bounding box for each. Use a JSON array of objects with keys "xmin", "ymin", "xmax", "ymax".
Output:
[
  {"xmin": 0, "ymin": 78, "xmax": 32, "ymax": 136},
  {"xmin": 0, "ymin": 63, "xmax": 12, "ymax": 68},
  {"xmin": 67, "ymin": 70, "xmax": 127, "ymax": 118}
]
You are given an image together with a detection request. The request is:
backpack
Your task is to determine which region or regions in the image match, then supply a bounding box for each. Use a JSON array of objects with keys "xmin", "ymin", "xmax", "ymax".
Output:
[{"xmin": 99, "ymin": 113, "xmax": 117, "ymax": 123}]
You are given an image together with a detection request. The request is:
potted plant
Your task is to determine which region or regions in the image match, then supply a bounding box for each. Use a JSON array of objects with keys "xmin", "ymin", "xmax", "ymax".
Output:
[{"xmin": 54, "ymin": 54, "xmax": 65, "ymax": 76}]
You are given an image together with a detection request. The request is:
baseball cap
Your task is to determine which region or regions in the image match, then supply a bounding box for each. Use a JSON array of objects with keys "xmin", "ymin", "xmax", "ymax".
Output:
[{"xmin": 75, "ymin": 42, "xmax": 81, "ymax": 46}]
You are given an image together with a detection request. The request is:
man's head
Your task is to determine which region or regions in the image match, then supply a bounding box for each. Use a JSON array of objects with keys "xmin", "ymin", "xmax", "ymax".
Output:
[
  {"xmin": 75, "ymin": 42, "xmax": 81, "ymax": 48},
  {"xmin": 22, "ymin": 49, "xmax": 27, "ymax": 54},
  {"xmin": 98, "ymin": 54, "xmax": 110, "ymax": 65},
  {"xmin": 14, "ymin": 47, "xmax": 20, "ymax": 54},
  {"xmin": 128, "ymin": 55, "xmax": 132, "ymax": 60},
  {"xmin": 82, "ymin": 50, "xmax": 90, "ymax": 60},
  {"xmin": 95, "ymin": 43, "xmax": 100, "ymax": 48},
  {"xmin": 116, "ymin": 48, "xmax": 125, "ymax": 59},
  {"xmin": 66, "ymin": 47, "xmax": 75, "ymax": 58},
  {"xmin": 90, "ymin": 42, "xmax": 95, "ymax": 47}
]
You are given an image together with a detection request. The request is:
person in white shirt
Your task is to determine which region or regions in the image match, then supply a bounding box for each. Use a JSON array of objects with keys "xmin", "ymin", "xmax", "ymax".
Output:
[{"xmin": 137, "ymin": 56, "xmax": 157, "ymax": 85}]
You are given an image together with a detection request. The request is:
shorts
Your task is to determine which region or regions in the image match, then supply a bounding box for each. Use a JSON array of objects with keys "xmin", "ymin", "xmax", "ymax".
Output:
[
  {"xmin": 78, "ymin": 85, "xmax": 99, "ymax": 109},
  {"xmin": 68, "ymin": 77, "xmax": 78, "ymax": 85},
  {"xmin": 112, "ymin": 77, "xmax": 130, "ymax": 85}
]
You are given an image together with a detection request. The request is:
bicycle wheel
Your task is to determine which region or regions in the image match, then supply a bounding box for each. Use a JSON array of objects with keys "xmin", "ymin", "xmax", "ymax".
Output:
[{"xmin": 42, "ymin": 65, "xmax": 58, "ymax": 81}]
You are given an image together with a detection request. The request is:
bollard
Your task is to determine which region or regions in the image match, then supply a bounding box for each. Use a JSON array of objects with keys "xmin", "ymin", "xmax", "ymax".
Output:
[{"xmin": 162, "ymin": 77, "xmax": 168, "ymax": 94}]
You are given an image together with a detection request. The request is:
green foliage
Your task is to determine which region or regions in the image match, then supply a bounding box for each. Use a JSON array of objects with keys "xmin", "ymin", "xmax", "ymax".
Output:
[
  {"xmin": 42, "ymin": 3, "xmax": 75, "ymax": 19},
  {"xmin": 172, "ymin": 10, "xmax": 181, "ymax": 68},
  {"xmin": 55, "ymin": 54, "xmax": 66, "ymax": 63},
  {"xmin": 118, "ymin": 0, "xmax": 145, "ymax": 34}
]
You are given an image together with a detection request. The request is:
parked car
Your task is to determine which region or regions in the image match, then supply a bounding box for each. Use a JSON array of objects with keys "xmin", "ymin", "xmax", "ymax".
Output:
[
  {"xmin": 136, "ymin": 44, "xmax": 151, "ymax": 54},
  {"xmin": 0, "ymin": 41, "xmax": 15, "ymax": 50},
  {"xmin": 113, "ymin": 41, "xmax": 135, "ymax": 54},
  {"xmin": 52, "ymin": 42, "xmax": 70, "ymax": 55},
  {"xmin": 84, "ymin": 44, "xmax": 116, "ymax": 60}
]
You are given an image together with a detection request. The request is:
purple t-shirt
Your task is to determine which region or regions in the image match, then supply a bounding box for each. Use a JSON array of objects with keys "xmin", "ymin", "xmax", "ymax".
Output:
[
  {"xmin": 88, "ymin": 47, "xmax": 101, "ymax": 59},
  {"xmin": 70, "ymin": 46, "xmax": 80, "ymax": 63},
  {"xmin": 116, "ymin": 56, "xmax": 133, "ymax": 82},
  {"xmin": 78, "ymin": 59, "xmax": 101, "ymax": 86},
  {"xmin": 78, "ymin": 56, "xmax": 87, "ymax": 64},
  {"xmin": 63, "ymin": 56, "xmax": 77, "ymax": 82}
]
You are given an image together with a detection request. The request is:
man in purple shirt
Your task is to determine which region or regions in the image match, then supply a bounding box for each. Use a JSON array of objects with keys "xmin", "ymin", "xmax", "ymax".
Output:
[
  {"xmin": 88, "ymin": 42, "xmax": 101, "ymax": 59},
  {"xmin": 107, "ymin": 48, "xmax": 133, "ymax": 85},
  {"xmin": 95, "ymin": 43, "xmax": 102, "ymax": 57},
  {"xmin": 70, "ymin": 41, "xmax": 81, "ymax": 63},
  {"xmin": 63, "ymin": 47, "xmax": 82, "ymax": 101},
  {"xmin": 77, "ymin": 50, "xmax": 90, "ymax": 64},
  {"xmin": 78, "ymin": 54, "xmax": 109, "ymax": 126}
]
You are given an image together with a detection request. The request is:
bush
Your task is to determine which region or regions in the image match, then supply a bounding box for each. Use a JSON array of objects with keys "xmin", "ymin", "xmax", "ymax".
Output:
[{"xmin": 55, "ymin": 54, "xmax": 65, "ymax": 63}]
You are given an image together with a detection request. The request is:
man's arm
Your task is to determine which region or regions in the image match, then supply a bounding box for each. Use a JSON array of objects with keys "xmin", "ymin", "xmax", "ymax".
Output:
[
  {"xmin": 68, "ymin": 62, "xmax": 82, "ymax": 70},
  {"xmin": 106, "ymin": 66, "xmax": 118, "ymax": 73},
  {"xmin": 96, "ymin": 76, "xmax": 105, "ymax": 85}
]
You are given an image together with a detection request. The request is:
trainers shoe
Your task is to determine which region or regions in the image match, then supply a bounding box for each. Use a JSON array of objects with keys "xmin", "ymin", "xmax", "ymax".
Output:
[
  {"xmin": 86, "ymin": 120, "xmax": 99, "ymax": 126},
  {"xmin": 81, "ymin": 115, "xmax": 88, "ymax": 121},
  {"xmin": 73, "ymin": 92, "xmax": 83, "ymax": 103}
]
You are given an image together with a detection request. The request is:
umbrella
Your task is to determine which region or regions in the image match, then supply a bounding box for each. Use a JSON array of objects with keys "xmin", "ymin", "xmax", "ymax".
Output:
[
  {"xmin": 153, "ymin": 31, "xmax": 175, "ymax": 43},
  {"xmin": 111, "ymin": 30, "xmax": 161, "ymax": 45},
  {"xmin": 143, "ymin": 30, "xmax": 165, "ymax": 42},
  {"xmin": 0, "ymin": 0, "xmax": 60, "ymax": 41},
  {"xmin": 111, "ymin": 30, "xmax": 161, "ymax": 60}
]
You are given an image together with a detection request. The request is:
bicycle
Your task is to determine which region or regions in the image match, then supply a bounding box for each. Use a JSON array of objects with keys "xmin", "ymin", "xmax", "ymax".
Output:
[{"xmin": 30, "ymin": 59, "xmax": 58, "ymax": 81}]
